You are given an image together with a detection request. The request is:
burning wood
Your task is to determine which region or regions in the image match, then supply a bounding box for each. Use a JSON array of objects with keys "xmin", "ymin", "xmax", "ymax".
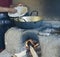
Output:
[
  {"xmin": 13, "ymin": 46, "xmax": 38, "ymax": 57},
  {"xmin": 13, "ymin": 50, "xmax": 26, "ymax": 57},
  {"xmin": 25, "ymin": 39, "xmax": 39, "ymax": 49},
  {"xmin": 30, "ymin": 46, "xmax": 38, "ymax": 57},
  {"xmin": 25, "ymin": 39, "xmax": 39, "ymax": 57}
]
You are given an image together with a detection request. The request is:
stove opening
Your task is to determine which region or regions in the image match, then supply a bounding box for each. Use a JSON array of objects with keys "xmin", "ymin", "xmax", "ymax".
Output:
[{"xmin": 21, "ymin": 31, "xmax": 41, "ymax": 57}]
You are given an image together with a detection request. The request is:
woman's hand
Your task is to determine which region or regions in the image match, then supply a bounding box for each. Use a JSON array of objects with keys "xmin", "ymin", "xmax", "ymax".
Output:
[
  {"xmin": 0, "ymin": 7, "xmax": 17, "ymax": 13},
  {"xmin": 8, "ymin": 8, "xmax": 17, "ymax": 13},
  {"xmin": 8, "ymin": 3, "xmax": 23, "ymax": 13}
]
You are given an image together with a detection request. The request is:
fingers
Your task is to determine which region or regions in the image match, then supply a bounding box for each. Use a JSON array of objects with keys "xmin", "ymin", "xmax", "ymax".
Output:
[
  {"xmin": 8, "ymin": 8, "xmax": 17, "ymax": 13},
  {"xmin": 18, "ymin": 4, "xmax": 23, "ymax": 6}
]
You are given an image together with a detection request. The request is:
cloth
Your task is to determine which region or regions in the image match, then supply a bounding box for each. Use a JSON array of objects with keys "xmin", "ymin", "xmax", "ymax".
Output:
[
  {"xmin": 0, "ymin": 0, "xmax": 12, "ymax": 52},
  {"xmin": 0, "ymin": 12, "xmax": 12, "ymax": 50},
  {"xmin": 0, "ymin": 0, "xmax": 12, "ymax": 7}
]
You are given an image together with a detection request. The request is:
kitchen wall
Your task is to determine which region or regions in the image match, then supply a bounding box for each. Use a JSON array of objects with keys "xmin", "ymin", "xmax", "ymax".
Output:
[{"xmin": 42, "ymin": 0, "xmax": 60, "ymax": 18}]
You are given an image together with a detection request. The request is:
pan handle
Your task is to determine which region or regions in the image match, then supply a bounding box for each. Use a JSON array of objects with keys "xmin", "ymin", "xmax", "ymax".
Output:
[{"xmin": 30, "ymin": 10, "xmax": 38, "ymax": 16}]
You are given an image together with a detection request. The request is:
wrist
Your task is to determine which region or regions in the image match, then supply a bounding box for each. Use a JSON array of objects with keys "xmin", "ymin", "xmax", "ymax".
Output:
[{"xmin": 3, "ymin": 8, "xmax": 9, "ymax": 12}]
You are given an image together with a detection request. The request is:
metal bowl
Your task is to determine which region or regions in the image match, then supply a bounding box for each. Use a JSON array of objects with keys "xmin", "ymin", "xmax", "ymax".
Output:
[
  {"xmin": 14, "ymin": 16, "xmax": 43, "ymax": 22},
  {"xmin": 8, "ymin": 6, "xmax": 28, "ymax": 17},
  {"xmin": 12, "ymin": 16, "xmax": 43, "ymax": 29}
]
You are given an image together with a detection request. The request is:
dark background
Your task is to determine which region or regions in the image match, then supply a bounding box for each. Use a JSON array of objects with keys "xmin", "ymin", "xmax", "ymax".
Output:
[{"xmin": 42, "ymin": 0, "xmax": 60, "ymax": 17}]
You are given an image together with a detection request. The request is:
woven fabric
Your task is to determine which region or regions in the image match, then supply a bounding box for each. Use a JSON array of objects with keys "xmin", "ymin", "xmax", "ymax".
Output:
[{"xmin": 0, "ymin": 0, "xmax": 12, "ymax": 7}]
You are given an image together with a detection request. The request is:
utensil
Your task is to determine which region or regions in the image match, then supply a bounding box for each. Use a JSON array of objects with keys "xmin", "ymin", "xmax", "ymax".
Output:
[
  {"xmin": 8, "ymin": 6, "xmax": 28, "ymax": 17},
  {"xmin": 14, "ymin": 16, "xmax": 43, "ymax": 29}
]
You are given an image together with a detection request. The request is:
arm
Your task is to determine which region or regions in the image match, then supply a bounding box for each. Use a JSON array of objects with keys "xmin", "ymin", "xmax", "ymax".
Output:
[{"xmin": 0, "ymin": 7, "xmax": 17, "ymax": 13}]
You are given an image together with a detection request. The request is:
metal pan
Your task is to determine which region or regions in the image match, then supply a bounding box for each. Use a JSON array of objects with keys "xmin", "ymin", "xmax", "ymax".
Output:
[{"xmin": 13, "ymin": 16, "xmax": 43, "ymax": 29}]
